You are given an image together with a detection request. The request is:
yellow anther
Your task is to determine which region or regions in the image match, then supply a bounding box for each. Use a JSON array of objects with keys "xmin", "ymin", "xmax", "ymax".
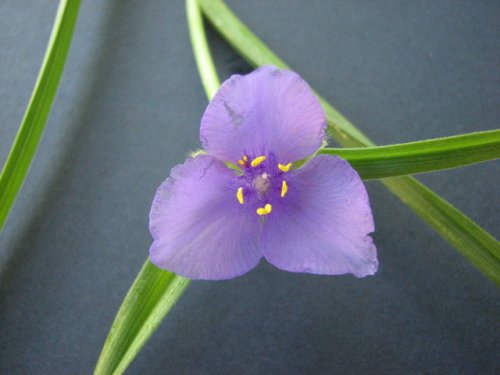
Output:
[
  {"xmin": 236, "ymin": 187, "xmax": 244, "ymax": 204},
  {"xmin": 251, "ymin": 156, "xmax": 266, "ymax": 167},
  {"xmin": 281, "ymin": 180, "xmax": 288, "ymax": 198},
  {"xmin": 256, "ymin": 203, "xmax": 272, "ymax": 216},
  {"xmin": 278, "ymin": 163, "xmax": 292, "ymax": 172},
  {"xmin": 237, "ymin": 155, "xmax": 249, "ymax": 166}
]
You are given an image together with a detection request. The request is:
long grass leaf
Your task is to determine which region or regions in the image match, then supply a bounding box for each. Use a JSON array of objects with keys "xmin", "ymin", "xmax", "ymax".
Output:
[
  {"xmin": 320, "ymin": 130, "xmax": 500, "ymax": 179},
  {"xmin": 0, "ymin": 0, "xmax": 80, "ymax": 230},
  {"xmin": 94, "ymin": 260, "xmax": 190, "ymax": 375}
]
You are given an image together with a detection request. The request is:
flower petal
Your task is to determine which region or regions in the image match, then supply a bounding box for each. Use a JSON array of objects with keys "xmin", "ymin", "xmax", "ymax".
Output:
[
  {"xmin": 261, "ymin": 155, "xmax": 377, "ymax": 277},
  {"xmin": 200, "ymin": 66, "xmax": 326, "ymax": 164},
  {"xmin": 149, "ymin": 155, "xmax": 262, "ymax": 280}
]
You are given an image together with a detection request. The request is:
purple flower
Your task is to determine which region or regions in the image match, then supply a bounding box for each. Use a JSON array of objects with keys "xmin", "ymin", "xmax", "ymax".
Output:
[{"xmin": 149, "ymin": 66, "xmax": 377, "ymax": 280}]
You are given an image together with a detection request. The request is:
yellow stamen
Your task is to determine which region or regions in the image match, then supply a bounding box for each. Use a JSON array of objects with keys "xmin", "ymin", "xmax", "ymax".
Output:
[
  {"xmin": 256, "ymin": 203, "xmax": 272, "ymax": 216},
  {"xmin": 237, "ymin": 155, "xmax": 249, "ymax": 166},
  {"xmin": 236, "ymin": 187, "xmax": 244, "ymax": 204},
  {"xmin": 281, "ymin": 180, "xmax": 288, "ymax": 198},
  {"xmin": 278, "ymin": 163, "xmax": 292, "ymax": 172},
  {"xmin": 251, "ymin": 156, "xmax": 266, "ymax": 167}
]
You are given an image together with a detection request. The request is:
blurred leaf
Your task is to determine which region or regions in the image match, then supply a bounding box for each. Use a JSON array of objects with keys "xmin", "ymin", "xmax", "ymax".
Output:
[
  {"xmin": 0, "ymin": 0, "xmax": 81, "ymax": 230},
  {"xmin": 320, "ymin": 130, "xmax": 500, "ymax": 179}
]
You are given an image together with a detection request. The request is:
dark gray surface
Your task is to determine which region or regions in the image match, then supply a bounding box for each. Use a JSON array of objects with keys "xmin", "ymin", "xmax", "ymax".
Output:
[{"xmin": 0, "ymin": 1, "xmax": 499, "ymax": 374}]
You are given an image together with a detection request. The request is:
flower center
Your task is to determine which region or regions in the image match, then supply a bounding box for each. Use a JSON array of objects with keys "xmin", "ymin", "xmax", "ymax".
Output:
[
  {"xmin": 235, "ymin": 154, "xmax": 291, "ymax": 216},
  {"xmin": 253, "ymin": 173, "xmax": 272, "ymax": 195}
]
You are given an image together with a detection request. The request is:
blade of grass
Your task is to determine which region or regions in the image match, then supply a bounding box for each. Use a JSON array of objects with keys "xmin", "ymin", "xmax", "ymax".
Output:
[
  {"xmin": 197, "ymin": 0, "xmax": 499, "ymax": 284},
  {"xmin": 188, "ymin": 0, "xmax": 220, "ymax": 100},
  {"xmin": 0, "ymin": 0, "xmax": 80, "ymax": 231},
  {"xmin": 94, "ymin": 260, "xmax": 190, "ymax": 375},
  {"xmin": 320, "ymin": 130, "xmax": 500, "ymax": 179},
  {"xmin": 383, "ymin": 176, "xmax": 500, "ymax": 265}
]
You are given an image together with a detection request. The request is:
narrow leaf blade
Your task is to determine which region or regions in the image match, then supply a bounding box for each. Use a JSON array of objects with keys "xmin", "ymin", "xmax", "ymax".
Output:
[
  {"xmin": 382, "ymin": 177, "xmax": 500, "ymax": 283},
  {"xmin": 320, "ymin": 130, "xmax": 500, "ymax": 179},
  {"xmin": 0, "ymin": 0, "xmax": 81, "ymax": 230},
  {"xmin": 94, "ymin": 260, "xmax": 190, "ymax": 375},
  {"xmin": 187, "ymin": 0, "xmax": 220, "ymax": 99}
]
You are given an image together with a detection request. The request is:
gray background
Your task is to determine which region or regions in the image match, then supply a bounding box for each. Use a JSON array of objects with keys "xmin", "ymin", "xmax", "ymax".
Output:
[{"xmin": 1, "ymin": 1, "xmax": 499, "ymax": 374}]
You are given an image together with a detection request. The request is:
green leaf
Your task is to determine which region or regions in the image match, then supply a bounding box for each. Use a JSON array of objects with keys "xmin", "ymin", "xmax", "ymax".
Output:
[
  {"xmin": 94, "ymin": 260, "xmax": 190, "ymax": 375},
  {"xmin": 382, "ymin": 177, "xmax": 500, "ymax": 283},
  {"xmin": 197, "ymin": 0, "xmax": 500, "ymax": 284},
  {"xmin": 187, "ymin": 0, "xmax": 220, "ymax": 99},
  {"xmin": 0, "ymin": 0, "xmax": 81, "ymax": 231},
  {"xmin": 320, "ymin": 130, "xmax": 500, "ymax": 179}
]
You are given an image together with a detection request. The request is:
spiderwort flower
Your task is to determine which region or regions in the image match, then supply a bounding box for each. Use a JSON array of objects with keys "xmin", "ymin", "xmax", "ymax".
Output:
[{"xmin": 149, "ymin": 66, "xmax": 377, "ymax": 280}]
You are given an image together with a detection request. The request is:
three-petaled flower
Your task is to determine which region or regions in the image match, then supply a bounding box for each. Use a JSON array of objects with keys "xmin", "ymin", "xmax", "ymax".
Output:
[{"xmin": 149, "ymin": 66, "xmax": 377, "ymax": 280}]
